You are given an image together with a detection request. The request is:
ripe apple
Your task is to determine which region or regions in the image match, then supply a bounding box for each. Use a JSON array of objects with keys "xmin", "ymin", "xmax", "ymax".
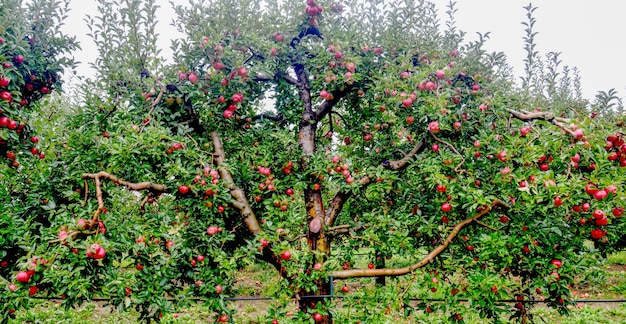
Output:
[
  {"xmin": 367, "ymin": 263, "xmax": 375, "ymax": 269},
  {"xmin": 585, "ymin": 183, "xmax": 599, "ymax": 195},
  {"xmin": 341, "ymin": 285, "xmax": 350, "ymax": 293},
  {"xmin": 313, "ymin": 313, "xmax": 323, "ymax": 322},
  {"xmin": 573, "ymin": 129, "xmax": 584, "ymax": 140},
  {"xmin": 441, "ymin": 202, "xmax": 451, "ymax": 212},
  {"xmin": 406, "ymin": 115, "xmax": 415, "ymax": 124},
  {"xmin": 207, "ymin": 226, "xmax": 219, "ymax": 235},
  {"xmin": 593, "ymin": 209, "xmax": 605, "ymax": 219},
  {"xmin": 178, "ymin": 185, "xmax": 190, "ymax": 195},
  {"xmin": 594, "ymin": 189, "xmax": 607, "ymax": 200},
  {"xmin": 313, "ymin": 263, "xmax": 322, "ymax": 270},
  {"xmin": 550, "ymin": 259, "xmax": 562, "ymax": 268},
  {"xmin": 281, "ymin": 251, "xmax": 291, "ymax": 260},
  {"xmin": 0, "ymin": 77, "xmax": 9, "ymax": 87},
  {"xmin": 613, "ymin": 207, "xmax": 624, "ymax": 217},
  {"xmin": 428, "ymin": 121, "xmax": 440, "ymax": 133},
  {"xmin": 16, "ymin": 271, "xmax": 29, "ymax": 283},
  {"xmin": 520, "ymin": 126, "xmax": 530, "ymax": 136},
  {"xmin": 554, "ymin": 197, "xmax": 563, "ymax": 206},
  {"xmin": 215, "ymin": 285, "xmax": 223, "ymax": 294},
  {"xmin": 591, "ymin": 229, "xmax": 604, "ymax": 239},
  {"xmin": 286, "ymin": 188, "xmax": 294, "ymax": 196},
  {"xmin": 499, "ymin": 215, "xmax": 509, "ymax": 223}
]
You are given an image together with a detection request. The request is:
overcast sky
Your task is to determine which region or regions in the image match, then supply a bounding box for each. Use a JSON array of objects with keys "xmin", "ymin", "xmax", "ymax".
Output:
[{"xmin": 61, "ymin": 0, "xmax": 625, "ymax": 101}]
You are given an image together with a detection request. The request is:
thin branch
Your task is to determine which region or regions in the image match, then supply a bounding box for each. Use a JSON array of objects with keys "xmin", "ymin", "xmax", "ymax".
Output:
[
  {"xmin": 331, "ymin": 199, "xmax": 510, "ymax": 278},
  {"xmin": 508, "ymin": 109, "xmax": 576, "ymax": 137},
  {"xmin": 82, "ymin": 172, "xmax": 166, "ymax": 191},
  {"xmin": 476, "ymin": 220, "xmax": 499, "ymax": 231},
  {"xmin": 327, "ymin": 224, "xmax": 368, "ymax": 238},
  {"xmin": 82, "ymin": 171, "xmax": 167, "ymax": 221},
  {"xmin": 428, "ymin": 131, "xmax": 466, "ymax": 173}
]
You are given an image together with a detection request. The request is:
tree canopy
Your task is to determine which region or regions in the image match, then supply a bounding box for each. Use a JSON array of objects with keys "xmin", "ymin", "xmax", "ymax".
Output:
[{"xmin": 1, "ymin": 0, "xmax": 625, "ymax": 323}]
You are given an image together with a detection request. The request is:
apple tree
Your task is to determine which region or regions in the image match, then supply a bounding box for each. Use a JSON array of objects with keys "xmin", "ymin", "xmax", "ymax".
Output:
[{"xmin": 1, "ymin": 0, "xmax": 625, "ymax": 323}]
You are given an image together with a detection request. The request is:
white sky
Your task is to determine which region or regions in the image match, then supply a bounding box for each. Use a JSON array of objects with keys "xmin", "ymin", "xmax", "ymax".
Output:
[{"xmin": 61, "ymin": 0, "xmax": 625, "ymax": 101}]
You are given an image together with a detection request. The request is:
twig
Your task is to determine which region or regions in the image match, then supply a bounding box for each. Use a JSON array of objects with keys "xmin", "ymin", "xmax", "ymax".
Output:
[
  {"xmin": 428, "ymin": 131, "xmax": 466, "ymax": 173},
  {"xmin": 475, "ymin": 220, "xmax": 499, "ymax": 232}
]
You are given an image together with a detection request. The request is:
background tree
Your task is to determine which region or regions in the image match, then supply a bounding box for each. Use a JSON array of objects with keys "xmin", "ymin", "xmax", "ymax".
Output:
[{"xmin": 1, "ymin": 0, "xmax": 625, "ymax": 323}]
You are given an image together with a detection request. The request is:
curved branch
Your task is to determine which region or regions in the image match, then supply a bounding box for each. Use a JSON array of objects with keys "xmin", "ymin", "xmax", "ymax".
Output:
[
  {"xmin": 384, "ymin": 136, "xmax": 427, "ymax": 170},
  {"xmin": 508, "ymin": 109, "xmax": 576, "ymax": 137},
  {"xmin": 331, "ymin": 199, "xmax": 510, "ymax": 279},
  {"xmin": 428, "ymin": 131, "xmax": 466, "ymax": 173},
  {"xmin": 82, "ymin": 171, "xmax": 167, "ymax": 221},
  {"xmin": 82, "ymin": 172, "xmax": 166, "ymax": 192}
]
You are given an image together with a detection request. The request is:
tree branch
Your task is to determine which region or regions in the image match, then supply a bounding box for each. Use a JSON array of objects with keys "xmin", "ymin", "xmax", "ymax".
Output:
[
  {"xmin": 384, "ymin": 136, "xmax": 427, "ymax": 170},
  {"xmin": 428, "ymin": 131, "xmax": 466, "ymax": 173},
  {"xmin": 82, "ymin": 171, "xmax": 166, "ymax": 221},
  {"xmin": 315, "ymin": 84, "xmax": 357, "ymax": 121},
  {"xmin": 211, "ymin": 130, "xmax": 262, "ymax": 234},
  {"xmin": 325, "ymin": 176, "xmax": 371, "ymax": 227},
  {"xmin": 508, "ymin": 109, "xmax": 576, "ymax": 137},
  {"xmin": 331, "ymin": 199, "xmax": 510, "ymax": 278}
]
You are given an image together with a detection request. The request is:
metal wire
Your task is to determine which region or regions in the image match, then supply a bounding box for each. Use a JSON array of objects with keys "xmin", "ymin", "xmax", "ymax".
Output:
[{"xmin": 30, "ymin": 296, "xmax": 626, "ymax": 303}]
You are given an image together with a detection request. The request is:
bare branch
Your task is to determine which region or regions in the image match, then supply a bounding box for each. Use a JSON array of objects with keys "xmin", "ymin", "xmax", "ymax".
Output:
[
  {"xmin": 82, "ymin": 171, "xmax": 167, "ymax": 222},
  {"xmin": 331, "ymin": 199, "xmax": 510, "ymax": 278},
  {"xmin": 508, "ymin": 109, "xmax": 576, "ymax": 137},
  {"xmin": 384, "ymin": 136, "xmax": 427, "ymax": 170}
]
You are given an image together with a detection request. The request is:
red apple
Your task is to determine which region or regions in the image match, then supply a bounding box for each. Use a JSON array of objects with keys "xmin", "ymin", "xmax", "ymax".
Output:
[
  {"xmin": 428, "ymin": 121, "xmax": 440, "ymax": 133},
  {"xmin": 313, "ymin": 314, "xmax": 323, "ymax": 322},
  {"xmin": 178, "ymin": 185, "xmax": 190, "ymax": 195},
  {"xmin": 16, "ymin": 271, "xmax": 29, "ymax": 283},
  {"xmin": 281, "ymin": 251, "xmax": 291, "ymax": 260},
  {"xmin": 591, "ymin": 229, "xmax": 604, "ymax": 239},
  {"xmin": 593, "ymin": 209, "xmax": 605, "ymax": 219},
  {"xmin": 594, "ymin": 190, "xmax": 607, "ymax": 200},
  {"xmin": 441, "ymin": 202, "xmax": 451, "ymax": 212},
  {"xmin": 550, "ymin": 259, "xmax": 562, "ymax": 268}
]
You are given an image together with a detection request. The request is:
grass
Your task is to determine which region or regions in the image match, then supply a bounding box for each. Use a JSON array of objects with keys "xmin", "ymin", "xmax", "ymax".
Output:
[{"xmin": 10, "ymin": 252, "xmax": 626, "ymax": 323}]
